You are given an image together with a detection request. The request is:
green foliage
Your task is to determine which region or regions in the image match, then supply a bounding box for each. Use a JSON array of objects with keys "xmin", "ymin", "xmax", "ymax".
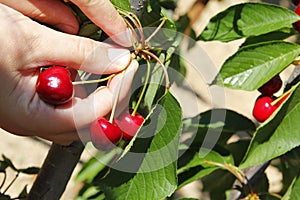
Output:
[
  {"xmin": 97, "ymin": 92, "xmax": 182, "ymax": 200},
  {"xmin": 282, "ymin": 174, "xmax": 300, "ymax": 200},
  {"xmin": 110, "ymin": 0, "xmax": 130, "ymax": 11},
  {"xmin": 198, "ymin": 2, "xmax": 300, "ymax": 42},
  {"xmin": 71, "ymin": 1, "xmax": 300, "ymax": 199},
  {"xmin": 213, "ymin": 41, "xmax": 300, "ymax": 90},
  {"xmin": 240, "ymin": 84, "xmax": 300, "ymax": 169}
]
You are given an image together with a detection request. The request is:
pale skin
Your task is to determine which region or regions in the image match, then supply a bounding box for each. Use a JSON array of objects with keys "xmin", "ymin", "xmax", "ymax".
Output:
[{"xmin": 0, "ymin": 0, "xmax": 137, "ymax": 145}]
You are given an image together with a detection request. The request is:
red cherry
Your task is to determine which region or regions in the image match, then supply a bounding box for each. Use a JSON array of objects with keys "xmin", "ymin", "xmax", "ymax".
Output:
[
  {"xmin": 252, "ymin": 96, "xmax": 278, "ymax": 122},
  {"xmin": 258, "ymin": 75, "xmax": 282, "ymax": 96},
  {"xmin": 293, "ymin": 4, "xmax": 300, "ymax": 32},
  {"xmin": 36, "ymin": 66, "xmax": 73, "ymax": 105},
  {"xmin": 90, "ymin": 118, "xmax": 122, "ymax": 150},
  {"xmin": 117, "ymin": 112, "xmax": 144, "ymax": 140}
]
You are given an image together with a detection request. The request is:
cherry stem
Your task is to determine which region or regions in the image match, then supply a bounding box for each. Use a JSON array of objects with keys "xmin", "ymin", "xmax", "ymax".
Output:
[
  {"xmin": 72, "ymin": 74, "xmax": 115, "ymax": 85},
  {"xmin": 142, "ymin": 50, "xmax": 170, "ymax": 93},
  {"xmin": 132, "ymin": 61, "xmax": 151, "ymax": 116},
  {"xmin": 129, "ymin": 12, "xmax": 145, "ymax": 47},
  {"xmin": 118, "ymin": 10, "xmax": 144, "ymax": 46},
  {"xmin": 271, "ymin": 81, "xmax": 300, "ymax": 106},
  {"xmin": 145, "ymin": 17, "xmax": 167, "ymax": 43},
  {"xmin": 204, "ymin": 161, "xmax": 247, "ymax": 184},
  {"xmin": 123, "ymin": 19, "xmax": 140, "ymax": 48},
  {"xmin": 109, "ymin": 70, "xmax": 126, "ymax": 123}
]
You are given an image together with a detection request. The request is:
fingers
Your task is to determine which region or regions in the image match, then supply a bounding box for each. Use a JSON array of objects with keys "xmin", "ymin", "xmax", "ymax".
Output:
[
  {"xmin": 25, "ymin": 24, "xmax": 131, "ymax": 74},
  {"xmin": 73, "ymin": 60, "xmax": 139, "ymax": 128},
  {"xmin": 0, "ymin": 0, "xmax": 79, "ymax": 34},
  {"xmin": 70, "ymin": 0, "xmax": 131, "ymax": 46},
  {"xmin": 29, "ymin": 60, "xmax": 138, "ymax": 136},
  {"xmin": 1, "ymin": 0, "xmax": 131, "ymax": 45}
]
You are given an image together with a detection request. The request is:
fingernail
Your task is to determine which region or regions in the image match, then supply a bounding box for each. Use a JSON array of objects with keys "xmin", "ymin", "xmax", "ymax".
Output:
[
  {"xmin": 113, "ymin": 28, "xmax": 133, "ymax": 47},
  {"xmin": 108, "ymin": 48, "xmax": 130, "ymax": 70},
  {"xmin": 56, "ymin": 23, "xmax": 78, "ymax": 34}
]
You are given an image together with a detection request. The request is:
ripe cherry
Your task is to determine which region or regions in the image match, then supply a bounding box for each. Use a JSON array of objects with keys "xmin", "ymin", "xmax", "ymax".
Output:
[
  {"xmin": 117, "ymin": 111, "xmax": 144, "ymax": 141},
  {"xmin": 36, "ymin": 66, "xmax": 73, "ymax": 105},
  {"xmin": 293, "ymin": 4, "xmax": 300, "ymax": 32},
  {"xmin": 258, "ymin": 75, "xmax": 282, "ymax": 96},
  {"xmin": 252, "ymin": 96, "xmax": 278, "ymax": 122},
  {"xmin": 90, "ymin": 118, "xmax": 122, "ymax": 150}
]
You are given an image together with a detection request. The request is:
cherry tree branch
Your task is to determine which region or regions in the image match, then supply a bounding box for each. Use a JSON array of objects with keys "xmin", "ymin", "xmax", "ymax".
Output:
[
  {"xmin": 129, "ymin": 0, "xmax": 148, "ymax": 19},
  {"xmin": 27, "ymin": 142, "xmax": 84, "ymax": 199}
]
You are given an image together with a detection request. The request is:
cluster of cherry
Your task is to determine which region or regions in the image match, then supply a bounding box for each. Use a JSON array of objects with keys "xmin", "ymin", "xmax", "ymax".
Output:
[
  {"xmin": 252, "ymin": 75, "xmax": 290, "ymax": 122},
  {"xmin": 36, "ymin": 65, "xmax": 144, "ymax": 150},
  {"xmin": 252, "ymin": 1, "xmax": 300, "ymax": 123}
]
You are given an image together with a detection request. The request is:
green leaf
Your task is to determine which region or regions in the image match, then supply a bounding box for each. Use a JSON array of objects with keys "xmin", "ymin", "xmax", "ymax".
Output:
[
  {"xmin": 98, "ymin": 92, "xmax": 182, "ymax": 200},
  {"xmin": 201, "ymin": 169, "xmax": 235, "ymax": 199},
  {"xmin": 198, "ymin": 2, "xmax": 300, "ymax": 42},
  {"xmin": 177, "ymin": 109, "xmax": 253, "ymax": 188},
  {"xmin": 140, "ymin": 0, "xmax": 161, "ymax": 27},
  {"xmin": 213, "ymin": 41, "xmax": 300, "ymax": 91},
  {"xmin": 177, "ymin": 148, "xmax": 234, "ymax": 188},
  {"xmin": 239, "ymin": 84, "xmax": 300, "ymax": 169},
  {"xmin": 178, "ymin": 166, "xmax": 217, "ymax": 189},
  {"xmin": 226, "ymin": 140, "xmax": 250, "ymax": 165},
  {"xmin": 282, "ymin": 174, "xmax": 300, "ymax": 200},
  {"xmin": 183, "ymin": 109, "xmax": 255, "ymax": 133},
  {"xmin": 76, "ymin": 150, "xmax": 116, "ymax": 183},
  {"xmin": 240, "ymin": 28, "xmax": 295, "ymax": 47},
  {"xmin": 279, "ymin": 147, "xmax": 300, "ymax": 193},
  {"xmin": 18, "ymin": 167, "xmax": 40, "ymax": 175},
  {"xmin": 144, "ymin": 56, "xmax": 166, "ymax": 110},
  {"xmin": 76, "ymin": 185, "xmax": 103, "ymax": 200},
  {"xmin": 178, "ymin": 148, "xmax": 234, "ymax": 174},
  {"xmin": 110, "ymin": 0, "xmax": 130, "ymax": 11}
]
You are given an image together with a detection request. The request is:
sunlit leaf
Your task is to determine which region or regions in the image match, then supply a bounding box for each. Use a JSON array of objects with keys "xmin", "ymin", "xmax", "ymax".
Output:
[
  {"xmin": 198, "ymin": 2, "xmax": 300, "ymax": 42},
  {"xmin": 213, "ymin": 41, "xmax": 300, "ymax": 91}
]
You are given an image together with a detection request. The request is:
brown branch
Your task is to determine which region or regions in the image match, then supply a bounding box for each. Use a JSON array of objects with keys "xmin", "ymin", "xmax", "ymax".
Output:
[
  {"xmin": 27, "ymin": 141, "xmax": 84, "ymax": 199},
  {"xmin": 184, "ymin": 0, "xmax": 210, "ymax": 35}
]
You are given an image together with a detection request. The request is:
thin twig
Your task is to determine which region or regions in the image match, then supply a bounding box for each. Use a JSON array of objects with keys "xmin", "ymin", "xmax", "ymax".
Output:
[
  {"xmin": 142, "ymin": 50, "xmax": 170, "ymax": 93},
  {"xmin": 145, "ymin": 17, "xmax": 167, "ymax": 43},
  {"xmin": 109, "ymin": 70, "xmax": 126, "ymax": 123}
]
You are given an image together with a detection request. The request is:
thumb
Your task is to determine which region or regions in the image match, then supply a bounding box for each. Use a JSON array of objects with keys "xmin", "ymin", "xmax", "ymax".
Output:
[{"xmin": 26, "ymin": 23, "xmax": 131, "ymax": 74}]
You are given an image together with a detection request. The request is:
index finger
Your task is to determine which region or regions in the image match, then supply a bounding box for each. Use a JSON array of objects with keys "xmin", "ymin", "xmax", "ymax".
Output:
[{"xmin": 70, "ymin": 0, "xmax": 131, "ymax": 46}]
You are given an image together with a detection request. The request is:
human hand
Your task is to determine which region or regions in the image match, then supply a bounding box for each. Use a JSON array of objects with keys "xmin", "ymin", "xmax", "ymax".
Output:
[
  {"xmin": 0, "ymin": 4, "xmax": 137, "ymax": 145},
  {"xmin": 0, "ymin": 0, "xmax": 131, "ymax": 46}
]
